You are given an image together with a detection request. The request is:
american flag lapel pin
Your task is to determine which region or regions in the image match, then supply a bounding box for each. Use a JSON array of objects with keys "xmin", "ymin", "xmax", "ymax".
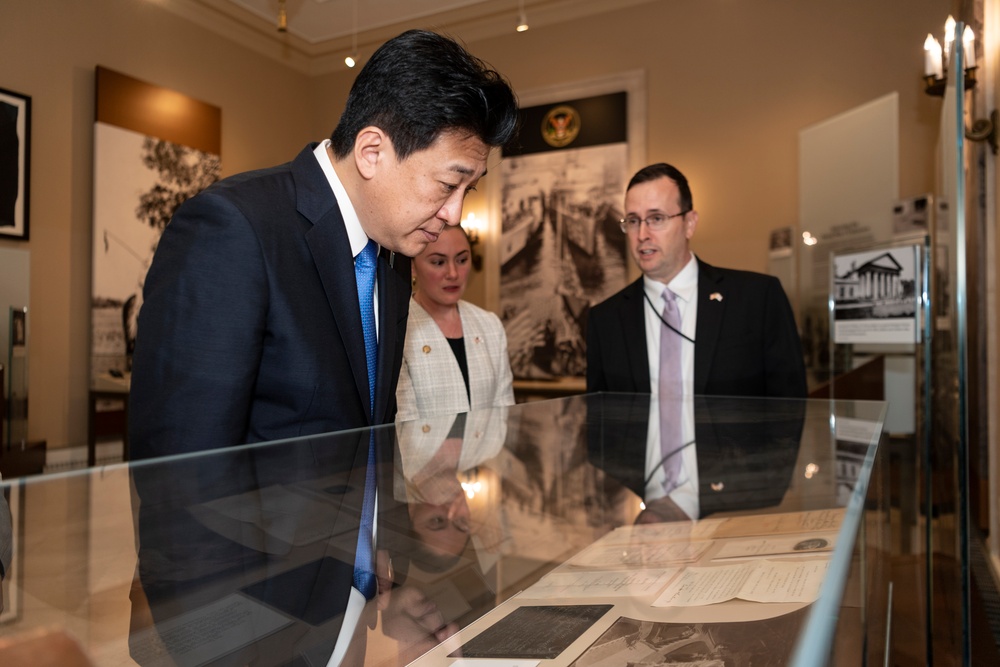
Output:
[{"xmin": 710, "ymin": 292, "xmax": 724, "ymax": 302}]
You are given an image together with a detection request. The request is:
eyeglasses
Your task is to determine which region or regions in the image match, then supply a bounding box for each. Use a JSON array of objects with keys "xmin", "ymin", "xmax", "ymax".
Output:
[{"xmin": 619, "ymin": 211, "xmax": 689, "ymax": 233}]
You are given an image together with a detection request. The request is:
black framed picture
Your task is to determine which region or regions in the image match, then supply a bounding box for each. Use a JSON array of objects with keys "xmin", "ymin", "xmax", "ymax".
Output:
[{"xmin": 0, "ymin": 87, "xmax": 31, "ymax": 240}]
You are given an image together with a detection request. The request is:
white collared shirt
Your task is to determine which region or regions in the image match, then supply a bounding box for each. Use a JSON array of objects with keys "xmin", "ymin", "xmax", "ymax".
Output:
[
  {"xmin": 314, "ymin": 140, "xmax": 379, "ymax": 667},
  {"xmin": 313, "ymin": 140, "xmax": 379, "ymax": 337},
  {"xmin": 642, "ymin": 253, "xmax": 698, "ymax": 396}
]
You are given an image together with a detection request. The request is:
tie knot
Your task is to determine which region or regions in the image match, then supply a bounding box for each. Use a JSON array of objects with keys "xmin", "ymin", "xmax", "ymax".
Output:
[{"xmin": 662, "ymin": 287, "xmax": 678, "ymax": 306}]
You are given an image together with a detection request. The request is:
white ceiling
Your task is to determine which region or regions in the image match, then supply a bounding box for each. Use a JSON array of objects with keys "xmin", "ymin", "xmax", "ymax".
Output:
[{"xmin": 160, "ymin": 0, "xmax": 656, "ymax": 75}]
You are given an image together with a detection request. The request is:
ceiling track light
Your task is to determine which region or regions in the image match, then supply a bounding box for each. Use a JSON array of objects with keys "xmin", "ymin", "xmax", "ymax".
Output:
[
  {"xmin": 516, "ymin": 0, "xmax": 529, "ymax": 32},
  {"xmin": 277, "ymin": 0, "xmax": 287, "ymax": 33},
  {"xmin": 345, "ymin": 0, "xmax": 359, "ymax": 67}
]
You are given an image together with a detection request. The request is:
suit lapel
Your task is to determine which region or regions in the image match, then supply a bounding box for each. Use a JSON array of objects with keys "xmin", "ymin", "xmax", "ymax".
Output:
[
  {"xmin": 374, "ymin": 250, "xmax": 409, "ymax": 424},
  {"xmin": 694, "ymin": 261, "xmax": 725, "ymax": 394},
  {"xmin": 620, "ymin": 279, "xmax": 651, "ymax": 392},
  {"xmin": 294, "ymin": 146, "xmax": 372, "ymax": 419}
]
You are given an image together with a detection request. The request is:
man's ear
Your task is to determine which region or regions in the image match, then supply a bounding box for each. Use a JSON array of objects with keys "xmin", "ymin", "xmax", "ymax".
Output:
[
  {"xmin": 684, "ymin": 211, "xmax": 699, "ymax": 240},
  {"xmin": 354, "ymin": 126, "xmax": 391, "ymax": 180}
]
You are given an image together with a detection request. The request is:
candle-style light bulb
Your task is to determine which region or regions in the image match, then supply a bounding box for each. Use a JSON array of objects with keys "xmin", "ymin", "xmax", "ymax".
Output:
[
  {"xmin": 924, "ymin": 34, "xmax": 937, "ymax": 77},
  {"xmin": 944, "ymin": 15, "xmax": 956, "ymax": 69},
  {"xmin": 963, "ymin": 25, "xmax": 976, "ymax": 69}
]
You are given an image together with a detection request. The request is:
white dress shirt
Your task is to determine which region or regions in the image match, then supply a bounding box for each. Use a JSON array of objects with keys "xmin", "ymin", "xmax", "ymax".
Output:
[{"xmin": 314, "ymin": 141, "xmax": 378, "ymax": 667}]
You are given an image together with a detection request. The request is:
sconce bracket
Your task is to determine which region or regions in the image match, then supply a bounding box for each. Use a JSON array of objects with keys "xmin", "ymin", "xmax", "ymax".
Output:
[
  {"xmin": 966, "ymin": 109, "xmax": 998, "ymax": 155},
  {"xmin": 469, "ymin": 239, "xmax": 483, "ymax": 271},
  {"xmin": 924, "ymin": 67, "xmax": 978, "ymax": 97}
]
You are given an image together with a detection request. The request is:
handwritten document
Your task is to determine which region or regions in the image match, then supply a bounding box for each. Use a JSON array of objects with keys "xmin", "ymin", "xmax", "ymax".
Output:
[
  {"xmin": 711, "ymin": 532, "xmax": 838, "ymax": 560},
  {"xmin": 710, "ymin": 509, "xmax": 846, "ymax": 539},
  {"xmin": 652, "ymin": 559, "xmax": 829, "ymax": 607},
  {"xmin": 128, "ymin": 594, "xmax": 293, "ymax": 665},
  {"xmin": 568, "ymin": 540, "xmax": 710, "ymax": 569},
  {"xmin": 521, "ymin": 568, "xmax": 679, "ymax": 599},
  {"xmin": 598, "ymin": 519, "xmax": 721, "ymax": 545}
]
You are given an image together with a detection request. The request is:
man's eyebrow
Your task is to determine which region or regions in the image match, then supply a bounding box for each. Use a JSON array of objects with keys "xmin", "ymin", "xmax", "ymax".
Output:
[{"xmin": 449, "ymin": 164, "xmax": 487, "ymax": 179}]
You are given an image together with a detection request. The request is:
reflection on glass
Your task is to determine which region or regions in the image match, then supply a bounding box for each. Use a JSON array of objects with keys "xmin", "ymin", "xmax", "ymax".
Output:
[{"xmin": 0, "ymin": 395, "xmax": 888, "ymax": 667}]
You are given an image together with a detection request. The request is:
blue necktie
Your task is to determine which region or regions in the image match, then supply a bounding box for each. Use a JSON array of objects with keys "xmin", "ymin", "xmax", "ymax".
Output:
[
  {"xmin": 354, "ymin": 239, "xmax": 378, "ymax": 599},
  {"xmin": 658, "ymin": 287, "xmax": 684, "ymax": 493}
]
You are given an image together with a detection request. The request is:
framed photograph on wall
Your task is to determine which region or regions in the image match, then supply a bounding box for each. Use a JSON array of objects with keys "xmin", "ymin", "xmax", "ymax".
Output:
[
  {"xmin": 831, "ymin": 243, "xmax": 922, "ymax": 344},
  {"xmin": 0, "ymin": 87, "xmax": 30, "ymax": 240}
]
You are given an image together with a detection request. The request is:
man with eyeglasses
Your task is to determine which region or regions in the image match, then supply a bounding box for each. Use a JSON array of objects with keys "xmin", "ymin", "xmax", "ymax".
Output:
[{"xmin": 586, "ymin": 162, "xmax": 806, "ymax": 399}]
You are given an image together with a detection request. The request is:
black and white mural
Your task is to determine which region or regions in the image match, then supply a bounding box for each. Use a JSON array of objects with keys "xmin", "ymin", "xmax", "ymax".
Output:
[{"xmin": 500, "ymin": 92, "xmax": 629, "ymax": 379}]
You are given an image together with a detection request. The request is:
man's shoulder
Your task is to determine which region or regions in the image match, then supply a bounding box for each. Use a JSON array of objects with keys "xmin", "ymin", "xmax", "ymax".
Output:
[
  {"xmin": 700, "ymin": 261, "xmax": 780, "ymax": 290},
  {"xmin": 203, "ymin": 146, "xmax": 312, "ymax": 196},
  {"xmin": 591, "ymin": 278, "xmax": 642, "ymax": 313}
]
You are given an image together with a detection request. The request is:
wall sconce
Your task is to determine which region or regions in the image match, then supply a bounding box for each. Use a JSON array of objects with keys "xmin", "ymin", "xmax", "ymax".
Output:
[
  {"xmin": 923, "ymin": 17, "xmax": 976, "ymax": 96},
  {"xmin": 922, "ymin": 17, "xmax": 997, "ymax": 154},
  {"xmin": 461, "ymin": 212, "xmax": 484, "ymax": 271}
]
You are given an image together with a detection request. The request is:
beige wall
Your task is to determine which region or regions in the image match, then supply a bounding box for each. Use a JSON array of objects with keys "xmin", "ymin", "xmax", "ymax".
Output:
[{"xmin": 2, "ymin": 0, "xmax": 948, "ymax": 449}]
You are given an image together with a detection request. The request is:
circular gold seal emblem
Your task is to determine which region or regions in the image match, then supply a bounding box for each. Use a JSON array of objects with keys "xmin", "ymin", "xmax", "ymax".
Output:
[{"xmin": 541, "ymin": 105, "xmax": 580, "ymax": 148}]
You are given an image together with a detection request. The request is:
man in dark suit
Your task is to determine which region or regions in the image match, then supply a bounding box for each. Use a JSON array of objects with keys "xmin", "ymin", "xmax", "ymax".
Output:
[
  {"xmin": 128, "ymin": 30, "xmax": 518, "ymax": 666},
  {"xmin": 586, "ymin": 162, "xmax": 806, "ymax": 398},
  {"xmin": 129, "ymin": 30, "xmax": 519, "ymax": 459}
]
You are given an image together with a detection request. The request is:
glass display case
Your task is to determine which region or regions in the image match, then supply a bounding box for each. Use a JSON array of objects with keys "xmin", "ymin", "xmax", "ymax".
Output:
[{"xmin": 0, "ymin": 393, "xmax": 887, "ymax": 666}]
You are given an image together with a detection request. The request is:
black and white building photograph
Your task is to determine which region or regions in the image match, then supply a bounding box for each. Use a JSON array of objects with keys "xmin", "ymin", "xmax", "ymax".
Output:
[{"xmin": 832, "ymin": 244, "xmax": 921, "ymax": 344}]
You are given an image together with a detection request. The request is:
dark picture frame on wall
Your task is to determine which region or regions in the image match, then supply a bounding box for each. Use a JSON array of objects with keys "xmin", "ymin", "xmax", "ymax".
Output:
[{"xmin": 0, "ymin": 87, "xmax": 30, "ymax": 241}]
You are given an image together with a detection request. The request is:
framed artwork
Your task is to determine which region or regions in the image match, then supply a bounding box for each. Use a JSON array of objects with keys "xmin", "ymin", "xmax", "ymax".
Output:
[
  {"xmin": 0, "ymin": 87, "xmax": 30, "ymax": 240},
  {"xmin": 768, "ymin": 226, "xmax": 794, "ymax": 259},
  {"xmin": 831, "ymin": 243, "xmax": 922, "ymax": 344}
]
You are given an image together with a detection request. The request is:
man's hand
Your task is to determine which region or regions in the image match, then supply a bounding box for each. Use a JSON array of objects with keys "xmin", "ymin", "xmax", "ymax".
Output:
[{"xmin": 381, "ymin": 586, "xmax": 458, "ymax": 665}]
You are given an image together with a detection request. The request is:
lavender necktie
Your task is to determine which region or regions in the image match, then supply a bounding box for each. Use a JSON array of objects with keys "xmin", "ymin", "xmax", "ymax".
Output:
[
  {"xmin": 658, "ymin": 287, "xmax": 684, "ymax": 493},
  {"xmin": 354, "ymin": 239, "xmax": 378, "ymax": 599}
]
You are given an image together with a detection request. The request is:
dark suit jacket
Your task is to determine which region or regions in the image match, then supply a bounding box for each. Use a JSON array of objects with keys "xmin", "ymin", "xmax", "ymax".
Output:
[
  {"xmin": 130, "ymin": 143, "xmax": 412, "ymax": 458},
  {"xmin": 130, "ymin": 426, "xmax": 402, "ymax": 666},
  {"xmin": 586, "ymin": 259, "xmax": 807, "ymax": 398}
]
